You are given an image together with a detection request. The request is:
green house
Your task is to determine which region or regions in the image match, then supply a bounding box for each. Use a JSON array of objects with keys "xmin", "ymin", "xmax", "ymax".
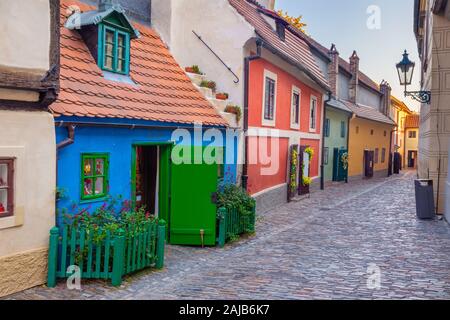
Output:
[{"xmin": 323, "ymin": 99, "xmax": 353, "ymax": 182}]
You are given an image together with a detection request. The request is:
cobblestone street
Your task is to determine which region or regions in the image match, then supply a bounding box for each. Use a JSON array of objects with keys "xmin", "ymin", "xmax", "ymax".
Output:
[{"xmin": 7, "ymin": 171, "xmax": 450, "ymax": 300}]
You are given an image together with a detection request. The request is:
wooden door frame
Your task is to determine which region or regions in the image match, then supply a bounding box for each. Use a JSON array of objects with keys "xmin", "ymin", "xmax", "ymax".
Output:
[{"xmin": 131, "ymin": 142, "xmax": 174, "ymax": 225}]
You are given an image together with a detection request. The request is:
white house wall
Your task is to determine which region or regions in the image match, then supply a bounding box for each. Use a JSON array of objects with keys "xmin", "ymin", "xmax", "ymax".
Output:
[
  {"xmin": 0, "ymin": 0, "xmax": 50, "ymax": 75},
  {"xmin": 152, "ymin": 0, "xmax": 255, "ymax": 107}
]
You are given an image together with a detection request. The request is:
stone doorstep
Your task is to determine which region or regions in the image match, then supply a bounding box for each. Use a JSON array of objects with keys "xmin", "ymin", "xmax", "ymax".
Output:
[
  {"xmin": 220, "ymin": 111, "xmax": 238, "ymax": 128},
  {"xmin": 208, "ymin": 97, "xmax": 229, "ymax": 112},
  {"xmin": 194, "ymin": 84, "xmax": 214, "ymax": 99},
  {"xmin": 186, "ymin": 72, "xmax": 207, "ymax": 86},
  {"xmin": 290, "ymin": 194, "xmax": 311, "ymax": 203}
]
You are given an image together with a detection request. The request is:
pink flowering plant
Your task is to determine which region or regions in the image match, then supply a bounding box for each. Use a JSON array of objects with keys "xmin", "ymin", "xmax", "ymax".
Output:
[
  {"xmin": 59, "ymin": 195, "xmax": 155, "ymax": 244},
  {"xmin": 58, "ymin": 196, "xmax": 157, "ymax": 265}
]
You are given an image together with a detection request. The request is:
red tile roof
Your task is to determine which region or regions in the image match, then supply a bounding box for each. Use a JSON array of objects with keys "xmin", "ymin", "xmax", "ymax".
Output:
[
  {"xmin": 229, "ymin": 0, "xmax": 329, "ymax": 91},
  {"xmin": 405, "ymin": 114, "xmax": 420, "ymax": 128},
  {"xmin": 53, "ymin": 0, "xmax": 228, "ymax": 126}
]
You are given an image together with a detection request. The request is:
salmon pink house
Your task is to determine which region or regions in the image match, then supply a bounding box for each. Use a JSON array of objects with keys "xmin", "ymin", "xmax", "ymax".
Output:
[
  {"xmin": 151, "ymin": 0, "xmax": 330, "ymax": 213},
  {"xmin": 233, "ymin": 1, "xmax": 330, "ymax": 212}
]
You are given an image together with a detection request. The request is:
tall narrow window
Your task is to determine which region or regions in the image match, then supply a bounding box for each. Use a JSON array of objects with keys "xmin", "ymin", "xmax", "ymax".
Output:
[
  {"xmin": 340, "ymin": 121, "xmax": 346, "ymax": 138},
  {"xmin": 291, "ymin": 87, "xmax": 300, "ymax": 129},
  {"xmin": 81, "ymin": 154, "xmax": 109, "ymax": 201},
  {"xmin": 324, "ymin": 147, "xmax": 329, "ymax": 165},
  {"xmin": 381, "ymin": 148, "xmax": 386, "ymax": 163},
  {"xmin": 0, "ymin": 158, "xmax": 14, "ymax": 218},
  {"xmin": 324, "ymin": 119, "xmax": 331, "ymax": 137},
  {"xmin": 374, "ymin": 148, "xmax": 379, "ymax": 164},
  {"xmin": 100, "ymin": 25, "xmax": 130, "ymax": 75},
  {"xmin": 262, "ymin": 70, "xmax": 277, "ymax": 126},
  {"xmin": 310, "ymin": 96, "xmax": 317, "ymax": 131}
]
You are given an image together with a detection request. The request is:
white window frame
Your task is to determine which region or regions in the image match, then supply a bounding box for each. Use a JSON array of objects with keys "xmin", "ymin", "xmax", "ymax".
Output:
[
  {"xmin": 290, "ymin": 86, "xmax": 301, "ymax": 130},
  {"xmin": 262, "ymin": 69, "xmax": 278, "ymax": 127},
  {"xmin": 309, "ymin": 95, "xmax": 318, "ymax": 132}
]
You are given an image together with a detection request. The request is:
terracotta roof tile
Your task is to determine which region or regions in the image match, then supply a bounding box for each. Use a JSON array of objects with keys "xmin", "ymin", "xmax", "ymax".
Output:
[
  {"xmin": 405, "ymin": 114, "xmax": 420, "ymax": 128},
  {"xmin": 229, "ymin": 0, "xmax": 329, "ymax": 91},
  {"xmin": 54, "ymin": 0, "xmax": 228, "ymax": 127}
]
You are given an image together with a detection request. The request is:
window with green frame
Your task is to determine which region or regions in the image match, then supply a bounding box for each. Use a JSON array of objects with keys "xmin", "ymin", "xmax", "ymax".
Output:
[
  {"xmin": 81, "ymin": 154, "xmax": 109, "ymax": 201},
  {"xmin": 99, "ymin": 24, "xmax": 130, "ymax": 75}
]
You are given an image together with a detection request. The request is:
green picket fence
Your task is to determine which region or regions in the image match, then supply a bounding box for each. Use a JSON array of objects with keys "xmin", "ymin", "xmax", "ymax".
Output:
[
  {"xmin": 217, "ymin": 205, "xmax": 256, "ymax": 247},
  {"xmin": 47, "ymin": 220, "xmax": 166, "ymax": 287}
]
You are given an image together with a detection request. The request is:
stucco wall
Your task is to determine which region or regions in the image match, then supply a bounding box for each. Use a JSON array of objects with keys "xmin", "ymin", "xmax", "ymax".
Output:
[
  {"xmin": 0, "ymin": 0, "xmax": 50, "ymax": 74},
  {"xmin": 55, "ymin": 119, "xmax": 237, "ymax": 221},
  {"xmin": 324, "ymin": 107, "xmax": 350, "ymax": 181},
  {"xmin": 357, "ymin": 86, "xmax": 381, "ymax": 109},
  {"xmin": 348, "ymin": 118, "xmax": 392, "ymax": 177},
  {"xmin": 152, "ymin": 0, "xmax": 254, "ymax": 107},
  {"xmin": 0, "ymin": 110, "xmax": 55, "ymax": 297},
  {"xmin": 418, "ymin": 2, "xmax": 450, "ymax": 214},
  {"xmin": 405, "ymin": 129, "xmax": 419, "ymax": 165},
  {"xmin": 338, "ymin": 73, "xmax": 350, "ymax": 101}
]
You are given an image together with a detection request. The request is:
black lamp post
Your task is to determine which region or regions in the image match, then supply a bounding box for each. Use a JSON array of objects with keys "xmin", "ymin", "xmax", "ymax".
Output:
[{"xmin": 396, "ymin": 50, "xmax": 431, "ymax": 104}]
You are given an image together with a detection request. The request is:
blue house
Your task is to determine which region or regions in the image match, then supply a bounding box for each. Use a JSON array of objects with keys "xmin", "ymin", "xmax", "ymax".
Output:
[{"xmin": 54, "ymin": 0, "xmax": 237, "ymax": 246}]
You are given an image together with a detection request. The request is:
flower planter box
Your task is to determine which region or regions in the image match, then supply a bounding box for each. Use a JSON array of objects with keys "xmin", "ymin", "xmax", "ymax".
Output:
[
  {"xmin": 298, "ymin": 183, "xmax": 310, "ymax": 196},
  {"xmin": 215, "ymin": 93, "xmax": 229, "ymax": 100},
  {"xmin": 47, "ymin": 220, "xmax": 166, "ymax": 287}
]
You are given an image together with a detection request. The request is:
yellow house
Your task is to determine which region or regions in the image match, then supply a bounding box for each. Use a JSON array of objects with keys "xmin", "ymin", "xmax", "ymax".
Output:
[
  {"xmin": 404, "ymin": 114, "xmax": 420, "ymax": 169},
  {"xmin": 344, "ymin": 102, "xmax": 396, "ymax": 179},
  {"xmin": 390, "ymin": 96, "xmax": 414, "ymax": 168}
]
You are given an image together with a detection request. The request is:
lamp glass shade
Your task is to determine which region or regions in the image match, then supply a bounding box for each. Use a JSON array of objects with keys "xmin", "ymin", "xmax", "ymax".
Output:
[{"xmin": 396, "ymin": 50, "xmax": 415, "ymax": 86}]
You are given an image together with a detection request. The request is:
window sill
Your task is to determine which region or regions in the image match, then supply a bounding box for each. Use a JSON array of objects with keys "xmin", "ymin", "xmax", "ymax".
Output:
[
  {"xmin": 0, "ymin": 206, "xmax": 24, "ymax": 230},
  {"xmin": 80, "ymin": 196, "xmax": 108, "ymax": 205},
  {"xmin": 262, "ymin": 120, "xmax": 276, "ymax": 128}
]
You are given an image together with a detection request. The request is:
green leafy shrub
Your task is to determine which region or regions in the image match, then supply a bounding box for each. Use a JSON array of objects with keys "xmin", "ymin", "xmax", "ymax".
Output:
[
  {"xmin": 217, "ymin": 184, "xmax": 255, "ymax": 217},
  {"xmin": 200, "ymin": 80, "xmax": 217, "ymax": 92}
]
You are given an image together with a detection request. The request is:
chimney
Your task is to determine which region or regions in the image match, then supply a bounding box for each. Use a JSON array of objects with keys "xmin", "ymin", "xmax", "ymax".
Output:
[
  {"xmin": 258, "ymin": 0, "xmax": 276, "ymax": 10},
  {"xmin": 328, "ymin": 44, "xmax": 339, "ymax": 98},
  {"xmin": 98, "ymin": 0, "xmax": 117, "ymax": 11},
  {"xmin": 380, "ymin": 80, "xmax": 392, "ymax": 116},
  {"xmin": 349, "ymin": 50, "xmax": 359, "ymax": 103}
]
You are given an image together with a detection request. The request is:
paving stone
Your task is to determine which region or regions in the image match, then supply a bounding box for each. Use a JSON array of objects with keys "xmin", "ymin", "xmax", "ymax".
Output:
[{"xmin": 4, "ymin": 171, "xmax": 450, "ymax": 300}]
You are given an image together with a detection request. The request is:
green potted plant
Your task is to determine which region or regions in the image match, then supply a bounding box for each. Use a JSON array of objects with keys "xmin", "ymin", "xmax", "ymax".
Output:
[
  {"xmin": 215, "ymin": 92, "xmax": 229, "ymax": 100},
  {"xmin": 185, "ymin": 65, "xmax": 202, "ymax": 74},
  {"xmin": 224, "ymin": 105, "xmax": 242, "ymax": 122},
  {"xmin": 200, "ymin": 80, "xmax": 216, "ymax": 92}
]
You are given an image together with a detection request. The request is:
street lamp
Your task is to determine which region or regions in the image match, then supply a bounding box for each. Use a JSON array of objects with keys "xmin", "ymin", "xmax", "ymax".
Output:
[{"xmin": 396, "ymin": 50, "xmax": 431, "ymax": 104}]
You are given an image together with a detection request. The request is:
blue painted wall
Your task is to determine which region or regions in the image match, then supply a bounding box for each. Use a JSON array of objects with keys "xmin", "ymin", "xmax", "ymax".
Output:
[{"xmin": 56, "ymin": 117, "xmax": 238, "ymax": 225}]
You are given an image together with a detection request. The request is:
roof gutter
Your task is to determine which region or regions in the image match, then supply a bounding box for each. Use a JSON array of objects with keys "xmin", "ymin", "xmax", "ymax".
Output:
[{"xmin": 242, "ymin": 38, "xmax": 263, "ymax": 190}]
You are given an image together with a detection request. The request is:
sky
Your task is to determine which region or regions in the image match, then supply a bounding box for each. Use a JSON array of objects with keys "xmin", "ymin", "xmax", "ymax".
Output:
[{"xmin": 275, "ymin": 0, "xmax": 421, "ymax": 111}]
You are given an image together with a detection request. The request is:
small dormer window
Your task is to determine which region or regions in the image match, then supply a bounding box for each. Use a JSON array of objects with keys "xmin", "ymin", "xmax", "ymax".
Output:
[
  {"xmin": 100, "ymin": 24, "xmax": 130, "ymax": 74},
  {"xmin": 276, "ymin": 20, "xmax": 286, "ymax": 41},
  {"xmin": 65, "ymin": 2, "xmax": 140, "ymax": 77}
]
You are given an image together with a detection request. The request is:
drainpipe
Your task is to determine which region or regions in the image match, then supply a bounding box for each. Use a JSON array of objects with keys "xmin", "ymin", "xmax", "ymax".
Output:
[
  {"xmin": 56, "ymin": 124, "xmax": 76, "ymax": 150},
  {"xmin": 242, "ymin": 38, "xmax": 263, "ymax": 190},
  {"xmin": 320, "ymin": 92, "xmax": 332, "ymax": 190},
  {"xmin": 55, "ymin": 124, "xmax": 75, "ymax": 226},
  {"xmin": 388, "ymin": 127, "xmax": 398, "ymax": 177},
  {"xmin": 345, "ymin": 113, "xmax": 352, "ymax": 183}
]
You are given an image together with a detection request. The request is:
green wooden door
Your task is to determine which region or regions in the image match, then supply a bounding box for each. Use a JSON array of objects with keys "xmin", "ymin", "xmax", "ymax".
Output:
[
  {"xmin": 338, "ymin": 149, "xmax": 349, "ymax": 182},
  {"xmin": 169, "ymin": 147, "xmax": 219, "ymax": 246}
]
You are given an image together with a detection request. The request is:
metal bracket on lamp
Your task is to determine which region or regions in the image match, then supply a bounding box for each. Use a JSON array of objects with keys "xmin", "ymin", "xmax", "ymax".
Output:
[{"xmin": 404, "ymin": 91, "xmax": 431, "ymax": 104}]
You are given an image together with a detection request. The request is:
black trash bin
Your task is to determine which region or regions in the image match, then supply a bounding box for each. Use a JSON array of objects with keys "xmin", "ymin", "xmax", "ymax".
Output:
[{"xmin": 414, "ymin": 179, "xmax": 435, "ymax": 219}]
